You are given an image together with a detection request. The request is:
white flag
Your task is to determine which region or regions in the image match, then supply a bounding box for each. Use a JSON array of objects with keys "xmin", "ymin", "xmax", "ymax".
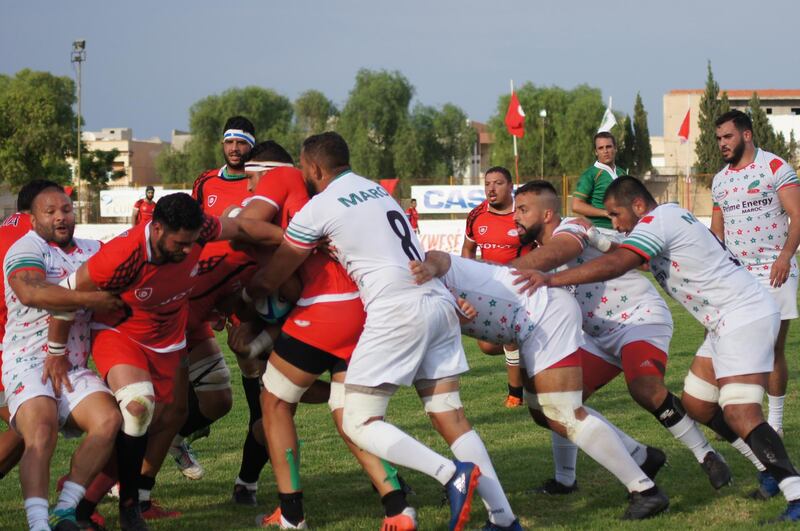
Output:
[{"xmin": 597, "ymin": 107, "xmax": 617, "ymax": 133}]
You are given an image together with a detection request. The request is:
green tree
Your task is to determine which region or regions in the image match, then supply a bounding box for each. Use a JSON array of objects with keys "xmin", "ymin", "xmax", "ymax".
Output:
[
  {"xmin": 617, "ymin": 115, "xmax": 636, "ymax": 171},
  {"xmin": 488, "ymin": 84, "xmax": 603, "ymax": 177},
  {"xmin": 695, "ymin": 62, "xmax": 727, "ymax": 176},
  {"xmin": 632, "ymin": 93, "xmax": 652, "ymax": 175},
  {"xmin": 432, "ymin": 103, "xmax": 475, "ymax": 179},
  {"xmin": 789, "ymin": 130, "xmax": 798, "ymax": 166},
  {"xmin": 338, "ymin": 69, "xmax": 414, "ymax": 179},
  {"xmin": 185, "ymin": 86, "xmax": 295, "ymax": 180},
  {"xmin": 748, "ymin": 93, "xmax": 791, "ymax": 160},
  {"xmin": 80, "ymin": 148, "xmax": 124, "ymax": 221},
  {"xmin": 0, "ymin": 69, "xmax": 77, "ymax": 187},
  {"xmin": 155, "ymin": 145, "xmax": 193, "ymax": 185},
  {"xmin": 294, "ymin": 89, "xmax": 337, "ymax": 136}
]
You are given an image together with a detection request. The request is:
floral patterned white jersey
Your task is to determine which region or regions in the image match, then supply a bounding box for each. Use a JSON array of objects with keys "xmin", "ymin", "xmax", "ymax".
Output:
[
  {"xmin": 441, "ymin": 255, "xmax": 548, "ymax": 345},
  {"xmin": 620, "ymin": 203, "xmax": 777, "ymax": 334},
  {"xmin": 552, "ymin": 218, "xmax": 672, "ymax": 337},
  {"xmin": 2, "ymin": 232, "xmax": 100, "ymax": 388},
  {"xmin": 712, "ymin": 148, "xmax": 799, "ymax": 279}
]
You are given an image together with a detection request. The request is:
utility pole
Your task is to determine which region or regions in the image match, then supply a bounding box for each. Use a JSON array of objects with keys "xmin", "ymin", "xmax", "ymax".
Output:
[
  {"xmin": 539, "ymin": 109, "xmax": 547, "ymax": 177},
  {"xmin": 71, "ymin": 40, "xmax": 86, "ymax": 222}
]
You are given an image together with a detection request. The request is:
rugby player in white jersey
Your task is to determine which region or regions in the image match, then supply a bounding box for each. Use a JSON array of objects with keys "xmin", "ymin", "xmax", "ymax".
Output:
[
  {"xmin": 517, "ymin": 176, "xmax": 800, "ymax": 522},
  {"xmin": 248, "ymin": 132, "xmax": 518, "ymax": 531},
  {"xmin": 3, "ymin": 184, "xmax": 124, "ymax": 531},
  {"xmin": 711, "ymin": 110, "xmax": 800, "ymax": 446},
  {"xmin": 507, "ymin": 180, "xmax": 730, "ymax": 493}
]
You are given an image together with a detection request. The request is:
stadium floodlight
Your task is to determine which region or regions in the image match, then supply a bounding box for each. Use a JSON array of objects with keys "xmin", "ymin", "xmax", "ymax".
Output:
[{"xmin": 71, "ymin": 40, "xmax": 87, "ymax": 222}]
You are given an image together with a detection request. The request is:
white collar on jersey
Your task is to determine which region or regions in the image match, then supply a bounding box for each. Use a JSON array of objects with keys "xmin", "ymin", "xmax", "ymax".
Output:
[{"xmin": 594, "ymin": 160, "xmax": 619, "ymax": 178}]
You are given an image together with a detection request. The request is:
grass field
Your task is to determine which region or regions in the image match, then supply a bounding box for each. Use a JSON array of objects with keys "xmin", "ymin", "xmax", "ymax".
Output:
[{"xmin": 1, "ymin": 291, "xmax": 799, "ymax": 530}]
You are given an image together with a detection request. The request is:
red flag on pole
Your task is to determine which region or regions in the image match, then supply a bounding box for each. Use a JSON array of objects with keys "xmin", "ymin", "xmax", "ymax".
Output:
[
  {"xmin": 505, "ymin": 92, "xmax": 526, "ymax": 138},
  {"xmin": 678, "ymin": 109, "xmax": 690, "ymax": 143}
]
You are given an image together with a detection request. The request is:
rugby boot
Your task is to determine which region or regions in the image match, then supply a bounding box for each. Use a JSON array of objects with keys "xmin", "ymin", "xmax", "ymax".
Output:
[
  {"xmin": 535, "ymin": 478, "xmax": 577, "ymax": 495},
  {"xmin": 444, "ymin": 461, "xmax": 481, "ymax": 531},
  {"xmin": 622, "ymin": 487, "xmax": 669, "ymax": 520},
  {"xmin": 381, "ymin": 507, "xmax": 417, "ymax": 530},
  {"xmin": 639, "ymin": 446, "xmax": 667, "ymax": 480},
  {"xmin": 232, "ymin": 483, "xmax": 258, "ymax": 506},
  {"xmin": 700, "ymin": 451, "xmax": 732, "ymax": 489},
  {"xmin": 49, "ymin": 508, "xmax": 80, "ymax": 531},
  {"xmin": 256, "ymin": 507, "xmax": 308, "ymax": 529},
  {"xmin": 748, "ymin": 471, "xmax": 780, "ymax": 500},
  {"xmin": 481, "ymin": 517, "xmax": 524, "ymax": 530}
]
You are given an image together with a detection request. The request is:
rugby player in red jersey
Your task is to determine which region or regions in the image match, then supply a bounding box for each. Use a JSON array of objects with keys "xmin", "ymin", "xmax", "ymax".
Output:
[
  {"xmin": 131, "ymin": 187, "xmax": 156, "ymax": 226},
  {"xmin": 461, "ymin": 166, "xmax": 531, "ymax": 408},
  {"xmin": 52, "ymin": 193, "xmax": 281, "ymax": 530}
]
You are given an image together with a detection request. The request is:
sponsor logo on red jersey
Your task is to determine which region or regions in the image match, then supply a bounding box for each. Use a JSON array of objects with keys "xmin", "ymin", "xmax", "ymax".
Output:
[
  {"xmin": 208, "ymin": 195, "xmax": 218, "ymax": 207},
  {"xmin": 134, "ymin": 287, "xmax": 153, "ymax": 301}
]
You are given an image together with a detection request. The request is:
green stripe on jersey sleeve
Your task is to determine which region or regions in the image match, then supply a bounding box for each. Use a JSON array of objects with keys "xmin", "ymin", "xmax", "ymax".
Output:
[{"xmin": 623, "ymin": 234, "xmax": 661, "ymax": 258}]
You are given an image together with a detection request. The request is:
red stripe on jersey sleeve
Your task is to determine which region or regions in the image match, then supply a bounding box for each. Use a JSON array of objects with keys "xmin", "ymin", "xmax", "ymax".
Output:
[{"xmin": 620, "ymin": 244, "xmax": 651, "ymax": 262}]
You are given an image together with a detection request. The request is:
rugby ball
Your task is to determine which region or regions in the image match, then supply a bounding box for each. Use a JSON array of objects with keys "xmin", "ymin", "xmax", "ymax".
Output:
[{"xmin": 255, "ymin": 293, "xmax": 293, "ymax": 324}]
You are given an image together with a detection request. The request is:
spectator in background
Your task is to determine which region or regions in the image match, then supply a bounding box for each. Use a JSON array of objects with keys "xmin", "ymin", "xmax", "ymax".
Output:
[
  {"xmin": 406, "ymin": 198, "xmax": 419, "ymax": 234},
  {"xmin": 131, "ymin": 186, "xmax": 156, "ymax": 226}
]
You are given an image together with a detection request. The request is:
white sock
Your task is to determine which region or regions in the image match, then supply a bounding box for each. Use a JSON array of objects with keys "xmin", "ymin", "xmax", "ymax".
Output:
[
  {"xmin": 551, "ymin": 432, "xmax": 578, "ymax": 485},
  {"xmin": 584, "ymin": 406, "xmax": 648, "ymax": 466},
  {"xmin": 732, "ymin": 437, "xmax": 766, "ymax": 471},
  {"xmin": 24, "ymin": 497, "xmax": 49, "ymax": 531},
  {"xmin": 138, "ymin": 488, "xmax": 151, "ymax": 503},
  {"xmin": 664, "ymin": 414, "xmax": 714, "ymax": 463},
  {"xmin": 235, "ymin": 476, "xmax": 258, "ymax": 491},
  {"xmin": 780, "ymin": 476, "xmax": 800, "ymax": 502},
  {"xmin": 572, "ymin": 414, "xmax": 655, "ymax": 493},
  {"xmin": 451, "ymin": 430, "xmax": 514, "ymax": 527},
  {"xmin": 768, "ymin": 394, "xmax": 785, "ymax": 432},
  {"xmin": 355, "ymin": 419, "xmax": 456, "ymax": 485},
  {"xmin": 55, "ymin": 480, "xmax": 85, "ymax": 511}
]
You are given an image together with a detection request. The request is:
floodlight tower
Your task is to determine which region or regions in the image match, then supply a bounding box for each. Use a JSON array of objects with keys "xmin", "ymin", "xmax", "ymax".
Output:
[{"xmin": 71, "ymin": 40, "xmax": 86, "ymax": 221}]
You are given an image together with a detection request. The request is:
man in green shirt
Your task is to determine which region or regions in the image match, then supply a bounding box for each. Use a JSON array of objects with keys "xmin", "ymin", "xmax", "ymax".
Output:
[{"xmin": 572, "ymin": 132, "xmax": 626, "ymax": 230}]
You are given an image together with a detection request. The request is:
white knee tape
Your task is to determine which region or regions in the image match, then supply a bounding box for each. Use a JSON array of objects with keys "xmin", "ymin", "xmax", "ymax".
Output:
[
  {"xmin": 718, "ymin": 383, "xmax": 765, "ymax": 409},
  {"xmin": 684, "ymin": 371, "xmax": 720, "ymax": 403},
  {"xmin": 114, "ymin": 381, "xmax": 155, "ymax": 437},
  {"xmin": 341, "ymin": 390, "xmax": 391, "ymax": 443},
  {"xmin": 503, "ymin": 347, "xmax": 520, "ymax": 367},
  {"xmin": 537, "ymin": 391, "xmax": 583, "ymax": 435},
  {"xmin": 189, "ymin": 351, "xmax": 231, "ymax": 392},
  {"xmin": 523, "ymin": 389, "xmax": 540, "ymax": 410},
  {"xmin": 261, "ymin": 362, "xmax": 308, "ymax": 404},
  {"xmin": 421, "ymin": 391, "xmax": 463, "ymax": 414},
  {"xmin": 328, "ymin": 381, "xmax": 345, "ymax": 412}
]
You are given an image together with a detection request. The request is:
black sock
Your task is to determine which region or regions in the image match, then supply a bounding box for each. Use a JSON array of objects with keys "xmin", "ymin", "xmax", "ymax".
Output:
[
  {"xmin": 278, "ymin": 491, "xmax": 304, "ymax": 525},
  {"xmin": 179, "ymin": 386, "xmax": 214, "ymax": 437},
  {"xmin": 507, "ymin": 384, "xmax": 523, "ymax": 399},
  {"xmin": 238, "ymin": 422, "xmax": 269, "ymax": 484},
  {"xmin": 242, "ymin": 375, "xmax": 262, "ymax": 424},
  {"xmin": 138, "ymin": 474, "xmax": 156, "ymax": 504},
  {"xmin": 705, "ymin": 408, "xmax": 738, "ymax": 443},
  {"xmin": 381, "ymin": 489, "xmax": 408, "ymax": 517},
  {"xmin": 76, "ymin": 499, "xmax": 97, "ymax": 521},
  {"xmin": 746, "ymin": 422, "xmax": 798, "ymax": 483},
  {"xmin": 651, "ymin": 392, "xmax": 686, "ymax": 428},
  {"xmin": 116, "ymin": 431, "xmax": 148, "ymax": 507}
]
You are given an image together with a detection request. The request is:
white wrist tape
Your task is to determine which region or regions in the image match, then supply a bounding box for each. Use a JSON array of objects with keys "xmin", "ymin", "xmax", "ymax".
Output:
[
  {"xmin": 47, "ymin": 341, "xmax": 67, "ymax": 356},
  {"xmin": 247, "ymin": 330, "xmax": 274, "ymax": 360},
  {"xmin": 586, "ymin": 227, "xmax": 612, "ymax": 252},
  {"xmin": 241, "ymin": 288, "xmax": 253, "ymax": 304},
  {"xmin": 50, "ymin": 310, "xmax": 76, "ymax": 321}
]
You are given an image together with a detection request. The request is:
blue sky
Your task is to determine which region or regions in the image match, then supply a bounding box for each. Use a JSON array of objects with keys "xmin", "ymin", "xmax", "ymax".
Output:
[{"xmin": 2, "ymin": 0, "xmax": 797, "ymax": 140}]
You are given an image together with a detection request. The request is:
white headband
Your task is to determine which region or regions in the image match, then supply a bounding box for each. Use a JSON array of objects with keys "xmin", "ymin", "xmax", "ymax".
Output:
[
  {"xmin": 244, "ymin": 161, "xmax": 294, "ymax": 172},
  {"xmin": 223, "ymin": 129, "xmax": 256, "ymax": 147}
]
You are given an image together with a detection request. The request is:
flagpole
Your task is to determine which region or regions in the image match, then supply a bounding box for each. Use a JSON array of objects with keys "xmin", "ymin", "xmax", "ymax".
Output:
[
  {"xmin": 510, "ymin": 79, "xmax": 519, "ymax": 185},
  {"xmin": 686, "ymin": 94, "xmax": 691, "ymax": 211}
]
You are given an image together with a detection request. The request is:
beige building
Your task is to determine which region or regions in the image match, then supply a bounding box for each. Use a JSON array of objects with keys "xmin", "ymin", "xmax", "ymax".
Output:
[
  {"xmin": 81, "ymin": 128, "xmax": 169, "ymax": 187},
  {"xmin": 463, "ymin": 120, "xmax": 494, "ymax": 184},
  {"xmin": 658, "ymin": 89, "xmax": 800, "ymax": 176}
]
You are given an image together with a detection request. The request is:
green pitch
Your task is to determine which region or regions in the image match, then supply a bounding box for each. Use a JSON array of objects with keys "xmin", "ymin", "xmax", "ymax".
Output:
[{"xmin": 0, "ymin": 293, "xmax": 797, "ymax": 530}]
